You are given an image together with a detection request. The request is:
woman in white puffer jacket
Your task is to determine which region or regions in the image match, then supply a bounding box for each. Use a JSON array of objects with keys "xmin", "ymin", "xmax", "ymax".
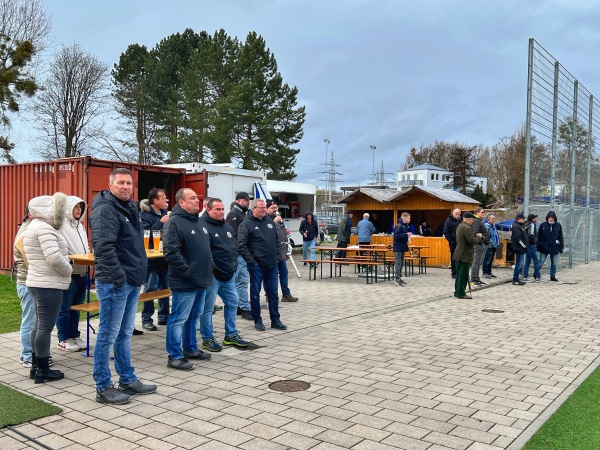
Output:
[
  {"xmin": 56, "ymin": 196, "xmax": 90, "ymax": 352},
  {"xmin": 24, "ymin": 192, "xmax": 72, "ymax": 384}
]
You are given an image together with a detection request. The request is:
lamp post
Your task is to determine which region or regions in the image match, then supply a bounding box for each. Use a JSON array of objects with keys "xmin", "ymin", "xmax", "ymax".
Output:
[
  {"xmin": 370, "ymin": 145, "xmax": 376, "ymax": 184},
  {"xmin": 324, "ymin": 139, "xmax": 330, "ymax": 211}
]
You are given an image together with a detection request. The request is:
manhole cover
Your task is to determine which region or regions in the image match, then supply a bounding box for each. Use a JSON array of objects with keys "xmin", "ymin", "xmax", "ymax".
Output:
[
  {"xmin": 269, "ymin": 380, "xmax": 310, "ymax": 392},
  {"xmin": 481, "ymin": 309, "xmax": 504, "ymax": 314}
]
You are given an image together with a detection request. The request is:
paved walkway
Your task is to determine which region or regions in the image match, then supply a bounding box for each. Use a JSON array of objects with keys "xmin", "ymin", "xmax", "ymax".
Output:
[{"xmin": 1, "ymin": 258, "xmax": 599, "ymax": 450}]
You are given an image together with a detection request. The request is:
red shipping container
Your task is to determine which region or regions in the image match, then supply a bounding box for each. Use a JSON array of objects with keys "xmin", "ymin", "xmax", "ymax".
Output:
[{"xmin": 0, "ymin": 156, "xmax": 207, "ymax": 273}]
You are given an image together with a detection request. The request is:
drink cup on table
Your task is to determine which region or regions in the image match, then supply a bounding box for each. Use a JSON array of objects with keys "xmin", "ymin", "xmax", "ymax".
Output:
[
  {"xmin": 153, "ymin": 230, "xmax": 160, "ymax": 252},
  {"xmin": 143, "ymin": 230, "xmax": 150, "ymax": 251}
]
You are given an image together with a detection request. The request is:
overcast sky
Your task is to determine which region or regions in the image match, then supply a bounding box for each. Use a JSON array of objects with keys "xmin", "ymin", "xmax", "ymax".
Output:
[{"xmin": 10, "ymin": 0, "xmax": 600, "ymax": 187}]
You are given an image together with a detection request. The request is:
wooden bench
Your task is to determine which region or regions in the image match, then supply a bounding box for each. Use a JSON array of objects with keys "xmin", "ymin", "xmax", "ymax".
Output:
[
  {"xmin": 301, "ymin": 259, "xmax": 382, "ymax": 284},
  {"xmin": 71, "ymin": 289, "xmax": 172, "ymax": 313}
]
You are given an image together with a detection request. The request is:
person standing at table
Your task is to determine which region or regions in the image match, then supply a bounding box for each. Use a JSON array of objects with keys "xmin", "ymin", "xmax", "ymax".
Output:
[
  {"xmin": 226, "ymin": 192, "xmax": 253, "ymax": 320},
  {"xmin": 163, "ymin": 188, "xmax": 213, "ymax": 370},
  {"xmin": 90, "ymin": 168, "xmax": 156, "ymax": 404},
  {"xmin": 56, "ymin": 196, "xmax": 89, "ymax": 352},
  {"xmin": 393, "ymin": 212, "xmax": 412, "ymax": 287},
  {"xmin": 139, "ymin": 188, "xmax": 170, "ymax": 331},
  {"xmin": 452, "ymin": 212, "xmax": 483, "ymax": 299},
  {"xmin": 470, "ymin": 207, "xmax": 489, "ymax": 288},
  {"xmin": 24, "ymin": 192, "xmax": 72, "ymax": 383},
  {"xmin": 357, "ymin": 213, "xmax": 376, "ymax": 246},
  {"xmin": 238, "ymin": 198, "xmax": 287, "ymax": 331},
  {"xmin": 443, "ymin": 209, "xmax": 462, "ymax": 279},
  {"xmin": 199, "ymin": 198, "xmax": 250, "ymax": 352},
  {"xmin": 336, "ymin": 211, "xmax": 353, "ymax": 258},
  {"xmin": 299, "ymin": 211, "xmax": 319, "ymax": 263}
]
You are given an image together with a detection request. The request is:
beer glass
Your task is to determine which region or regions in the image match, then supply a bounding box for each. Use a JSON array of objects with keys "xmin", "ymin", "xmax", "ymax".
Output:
[
  {"xmin": 143, "ymin": 230, "xmax": 150, "ymax": 251},
  {"xmin": 153, "ymin": 230, "xmax": 161, "ymax": 252}
]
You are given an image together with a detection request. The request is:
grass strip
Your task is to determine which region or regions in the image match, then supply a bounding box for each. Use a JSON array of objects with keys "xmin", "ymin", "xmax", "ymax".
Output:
[
  {"xmin": 0, "ymin": 383, "xmax": 62, "ymax": 428},
  {"xmin": 524, "ymin": 363, "xmax": 600, "ymax": 449}
]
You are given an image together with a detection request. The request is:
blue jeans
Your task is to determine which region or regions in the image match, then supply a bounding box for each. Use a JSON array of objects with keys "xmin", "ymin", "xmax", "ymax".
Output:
[
  {"xmin": 513, "ymin": 253, "xmax": 525, "ymax": 282},
  {"xmin": 201, "ymin": 276, "xmax": 238, "ymax": 339},
  {"xmin": 56, "ymin": 275, "xmax": 86, "ymax": 341},
  {"xmin": 93, "ymin": 281, "xmax": 140, "ymax": 391},
  {"xmin": 166, "ymin": 289, "xmax": 206, "ymax": 360},
  {"xmin": 248, "ymin": 263, "xmax": 279, "ymax": 322},
  {"xmin": 482, "ymin": 247, "xmax": 496, "ymax": 275},
  {"xmin": 235, "ymin": 255, "xmax": 250, "ymax": 311},
  {"xmin": 277, "ymin": 259, "xmax": 291, "ymax": 297},
  {"xmin": 17, "ymin": 284, "xmax": 36, "ymax": 362},
  {"xmin": 524, "ymin": 245, "xmax": 541, "ymax": 279},
  {"xmin": 302, "ymin": 239, "xmax": 316, "ymax": 260},
  {"xmin": 141, "ymin": 268, "xmax": 170, "ymax": 325},
  {"xmin": 539, "ymin": 253, "xmax": 558, "ymax": 277}
]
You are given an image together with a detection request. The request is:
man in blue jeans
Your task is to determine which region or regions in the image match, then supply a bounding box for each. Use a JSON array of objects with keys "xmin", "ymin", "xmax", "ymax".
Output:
[
  {"xmin": 163, "ymin": 188, "xmax": 213, "ymax": 370},
  {"xmin": 237, "ymin": 199, "xmax": 287, "ymax": 332},
  {"xmin": 537, "ymin": 210, "xmax": 564, "ymax": 282},
  {"xmin": 267, "ymin": 200, "xmax": 299, "ymax": 302},
  {"xmin": 90, "ymin": 168, "xmax": 157, "ymax": 404},
  {"xmin": 523, "ymin": 214, "xmax": 542, "ymax": 282},
  {"xmin": 200, "ymin": 198, "xmax": 250, "ymax": 352}
]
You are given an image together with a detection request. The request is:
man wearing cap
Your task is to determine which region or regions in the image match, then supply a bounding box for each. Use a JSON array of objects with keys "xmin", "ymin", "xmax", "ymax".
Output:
[
  {"xmin": 335, "ymin": 211, "xmax": 353, "ymax": 258},
  {"xmin": 510, "ymin": 213, "xmax": 528, "ymax": 285},
  {"xmin": 226, "ymin": 192, "xmax": 252, "ymax": 320},
  {"xmin": 523, "ymin": 214, "xmax": 542, "ymax": 282},
  {"xmin": 452, "ymin": 212, "xmax": 483, "ymax": 299}
]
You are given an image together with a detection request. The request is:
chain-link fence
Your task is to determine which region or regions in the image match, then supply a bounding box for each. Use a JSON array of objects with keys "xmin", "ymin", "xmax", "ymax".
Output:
[{"xmin": 525, "ymin": 38, "xmax": 600, "ymax": 268}]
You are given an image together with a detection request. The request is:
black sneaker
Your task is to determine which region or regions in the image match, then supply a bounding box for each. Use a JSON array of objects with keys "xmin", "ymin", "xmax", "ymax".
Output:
[
  {"xmin": 400, "ymin": 280, "xmax": 407, "ymax": 286},
  {"xmin": 255, "ymin": 319, "xmax": 266, "ymax": 331},
  {"xmin": 550, "ymin": 276, "xmax": 558, "ymax": 282},
  {"xmin": 167, "ymin": 358, "xmax": 194, "ymax": 370},
  {"xmin": 183, "ymin": 349, "xmax": 212, "ymax": 360},
  {"xmin": 240, "ymin": 310, "xmax": 253, "ymax": 321},
  {"xmin": 158, "ymin": 320, "xmax": 167, "ymax": 325},
  {"xmin": 512, "ymin": 280, "xmax": 526, "ymax": 285},
  {"xmin": 271, "ymin": 320, "xmax": 288, "ymax": 330},
  {"xmin": 223, "ymin": 334, "xmax": 250, "ymax": 348},
  {"xmin": 118, "ymin": 379, "xmax": 157, "ymax": 395},
  {"xmin": 132, "ymin": 328, "xmax": 144, "ymax": 335},
  {"xmin": 201, "ymin": 338, "xmax": 223, "ymax": 352},
  {"xmin": 97, "ymin": 384, "xmax": 131, "ymax": 404},
  {"xmin": 142, "ymin": 323, "xmax": 157, "ymax": 331},
  {"xmin": 490, "ymin": 273, "xmax": 497, "ymax": 278}
]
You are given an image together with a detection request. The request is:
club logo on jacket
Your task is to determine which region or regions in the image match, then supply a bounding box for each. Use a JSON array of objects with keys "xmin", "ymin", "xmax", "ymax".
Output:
[
  {"xmin": 255, "ymin": 226, "xmax": 259, "ymax": 230},
  {"xmin": 203, "ymin": 227, "xmax": 208, "ymax": 234},
  {"xmin": 227, "ymin": 232, "xmax": 232, "ymax": 238},
  {"xmin": 267, "ymin": 224, "xmax": 273, "ymax": 229},
  {"xmin": 191, "ymin": 230, "xmax": 196, "ymax": 234},
  {"xmin": 214, "ymin": 233, "xmax": 219, "ymax": 238}
]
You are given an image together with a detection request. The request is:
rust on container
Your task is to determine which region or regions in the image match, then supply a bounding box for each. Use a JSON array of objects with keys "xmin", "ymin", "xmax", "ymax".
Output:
[{"xmin": 1, "ymin": 156, "xmax": 207, "ymax": 272}]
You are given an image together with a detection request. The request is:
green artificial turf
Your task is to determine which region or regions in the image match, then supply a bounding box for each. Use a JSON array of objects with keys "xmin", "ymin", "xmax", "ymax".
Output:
[
  {"xmin": 0, "ymin": 383, "xmax": 62, "ymax": 428},
  {"xmin": 0, "ymin": 275, "xmax": 21, "ymax": 334},
  {"xmin": 524, "ymin": 364, "xmax": 600, "ymax": 449}
]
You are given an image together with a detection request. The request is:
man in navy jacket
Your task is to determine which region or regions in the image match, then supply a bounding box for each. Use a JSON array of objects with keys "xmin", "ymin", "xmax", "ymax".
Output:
[
  {"xmin": 537, "ymin": 210, "xmax": 564, "ymax": 281},
  {"xmin": 393, "ymin": 212, "xmax": 413, "ymax": 287}
]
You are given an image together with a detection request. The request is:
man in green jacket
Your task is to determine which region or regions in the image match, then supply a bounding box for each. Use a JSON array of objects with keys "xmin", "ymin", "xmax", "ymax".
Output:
[{"xmin": 452, "ymin": 212, "xmax": 483, "ymax": 299}]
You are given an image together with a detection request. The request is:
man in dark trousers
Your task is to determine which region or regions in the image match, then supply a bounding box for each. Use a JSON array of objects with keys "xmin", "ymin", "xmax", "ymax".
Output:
[
  {"xmin": 335, "ymin": 211, "xmax": 353, "ymax": 258},
  {"xmin": 511, "ymin": 213, "xmax": 528, "ymax": 285},
  {"xmin": 443, "ymin": 208, "xmax": 462, "ymax": 279},
  {"xmin": 139, "ymin": 188, "xmax": 170, "ymax": 331},
  {"xmin": 452, "ymin": 212, "xmax": 483, "ymax": 299},
  {"xmin": 237, "ymin": 198, "xmax": 287, "ymax": 332},
  {"xmin": 537, "ymin": 210, "xmax": 564, "ymax": 282},
  {"xmin": 163, "ymin": 188, "xmax": 213, "ymax": 371},
  {"xmin": 199, "ymin": 198, "xmax": 250, "ymax": 352},
  {"xmin": 523, "ymin": 214, "xmax": 542, "ymax": 282},
  {"xmin": 226, "ymin": 192, "xmax": 252, "ymax": 320},
  {"xmin": 393, "ymin": 212, "xmax": 412, "ymax": 287},
  {"xmin": 266, "ymin": 200, "xmax": 298, "ymax": 302},
  {"xmin": 90, "ymin": 168, "xmax": 157, "ymax": 404},
  {"xmin": 470, "ymin": 207, "xmax": 490, "ymax": 287}
]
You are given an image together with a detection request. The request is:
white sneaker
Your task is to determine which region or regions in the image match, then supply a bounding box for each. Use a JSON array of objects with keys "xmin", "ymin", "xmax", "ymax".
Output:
[
  {"xmin": 74, "ymin": 337, "xmax": 87, "ymax": 350},
  {"xmin": 523, "ymin": 277, "xmax": 533, "ymax": 282},
  {"xmin": 58, "ymin": 339, "xmax": 80, "ymax": 352}
]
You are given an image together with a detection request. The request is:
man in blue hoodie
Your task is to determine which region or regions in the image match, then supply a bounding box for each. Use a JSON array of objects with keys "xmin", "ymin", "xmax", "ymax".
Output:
[{"xmin": 537, "ymin": 211, "xmax": 564, "ymax": 282}]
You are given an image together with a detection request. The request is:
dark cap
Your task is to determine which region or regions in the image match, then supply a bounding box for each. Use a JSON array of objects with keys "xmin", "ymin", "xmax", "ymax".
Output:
[
  {"xmin": 515, "ymin": 213, "xmax": 526, "ymax": 220},
  {"xmin": 235, "ymin": 191, "xmax": 250, "ymax": 200},
  {"xmin": 265, "ymin": 199, "xmax": 276, "ymax": 207},
  {"xmin": 463, "ymin": 212, "xmax": 475, "ymax": 219},
  {"xmin": 347, "ymin": 210, "xmax": 353, "ymax": 214},
  {"xmin": 527, "ymin": 214, "xmax": 538, "ymax": 221}
]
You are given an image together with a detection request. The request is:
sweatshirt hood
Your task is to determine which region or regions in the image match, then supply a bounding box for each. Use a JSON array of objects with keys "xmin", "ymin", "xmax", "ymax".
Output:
[
  {"xmin": 546, "ymin": 210, "xmax": 557, "ymax": 221},
  {"xmin": 65, "ymin": 196, "xmax": 86, "ymax": 224},
  {"xmin": 304, "ymin": 211, "xmax": 314, "ymax": 220},
  {"xmin": 29, "ymin": 192, "xmax": 68, "ymax": 230}
]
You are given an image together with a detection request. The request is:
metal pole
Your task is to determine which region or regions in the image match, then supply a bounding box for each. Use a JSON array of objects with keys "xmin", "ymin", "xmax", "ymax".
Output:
[
  {"xmin": 551, "ymin": 61, "xmax": 560, "ymax": 209},
  {"xmin": 524, "ymin": 38, "xmax": 534, "ymax": 216},
  {"xmin": 370, "ymin": 145, "xmax": 376, "ymax": 185},
  {"xmin": 569, "ymin": 80, "xmax": 578, "ymax": 268},
  {"xmin": 585, "ymin": 95, "xmax": 593, "ymax": 263},
  {"xmin": 324, "ymin": 138, "xmax": 330, "ymax": 212}
]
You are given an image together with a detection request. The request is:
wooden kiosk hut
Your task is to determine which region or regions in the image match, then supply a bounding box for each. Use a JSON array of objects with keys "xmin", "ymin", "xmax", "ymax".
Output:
[{"xmin": 338, "ymin": 186, "xmax": 480, "ymax": 267}]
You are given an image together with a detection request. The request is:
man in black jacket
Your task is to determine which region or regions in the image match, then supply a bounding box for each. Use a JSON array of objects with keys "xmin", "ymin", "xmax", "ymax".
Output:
[
  {"xmin": 523, "ymin": 214, "xmax": 542, "ymax": 282},
  {"xmin": 267, "ymin": 200, "xmax": 298, "ymax": 302},
  {"xmin": 335, "ymin": 211, "xmax": 353, "ymax": 258},
  {"xmin": 89, "ymin": 168, "xmax": 156, "ymax": 404},
  {"xmin": 470, "ymin": 207, "xmax": 490, "ymax": 287},
  {"xmin": 139, "ymin": 188, "xmax": 170, "ymax": 331},
  {"xmin": 511, "ymin": 213, "xmax": 528, "ymax": 285},
  {"xmin": 199, "ymin": 198, "xmax": 250, "ymax": 352},
  {"xmin": 163, "ymin": 188, "xmax": 213, "ymax": 370},
  {"xmin": 238, "ymin": 199, "xmax": 287, "ymax": 332},
  {"xmin": 443, "ymin": 209, "xmax": 462, "ymax": 279},
  {"xmin": 226, "ymin": 192, "xmax": 252, "ymax": 320}
]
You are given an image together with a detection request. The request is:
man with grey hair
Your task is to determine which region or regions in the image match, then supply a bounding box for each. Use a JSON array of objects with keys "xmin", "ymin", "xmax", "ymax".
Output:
[
  {"xmin": 237, "ymin": 198, "xmax": 287, "ymax": 331},
  {"xmin": 443, "ymin": 208, "xmax": 462, "ymax": 279},
  {"xmin": 357, "ymin": 212, "xmax": 376, "ymax": 247}
]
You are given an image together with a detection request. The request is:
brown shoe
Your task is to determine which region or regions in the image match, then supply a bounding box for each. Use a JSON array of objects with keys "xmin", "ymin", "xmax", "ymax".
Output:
[{"xmin": 282, "ymin": 294, "xmax": 298, "ymax": 302}]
